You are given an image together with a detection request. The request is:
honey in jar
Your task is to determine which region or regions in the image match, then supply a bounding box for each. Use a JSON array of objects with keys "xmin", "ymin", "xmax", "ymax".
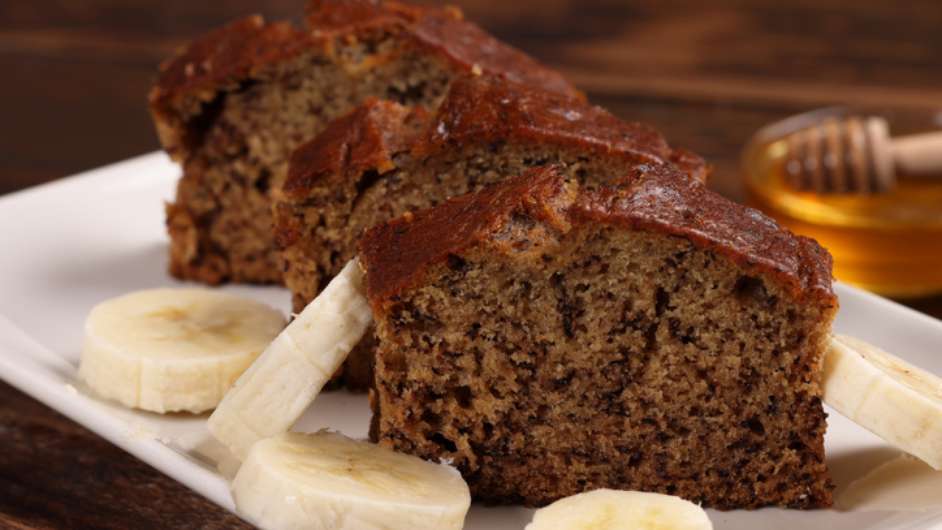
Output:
[{"xmin": 742, "ymin": 108, "xmax": 942, "ymax": 298}]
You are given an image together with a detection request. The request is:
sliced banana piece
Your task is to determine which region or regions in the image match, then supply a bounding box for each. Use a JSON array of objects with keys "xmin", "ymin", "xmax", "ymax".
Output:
[
  {"xmin": 80, "ymin": 288, "xmax": 284, "ymax": 413},
  {"xmin": 824, "ymin": 334, "xmax": 942, "ymax": 469},
  {"xmin": 232, "ymin": 431, "xmax": 470, "ymax": 530},
  {"xmin": 208, "ymin": 259, "xmax": 372, "ymax": 459},
  {"xmin": 525, "ymin": 489, "xmax": 712, "ymax": 530}
]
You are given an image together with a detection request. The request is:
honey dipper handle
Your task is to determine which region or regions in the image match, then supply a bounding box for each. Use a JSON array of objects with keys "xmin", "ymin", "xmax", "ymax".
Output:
[{"xmin": 891, "ymin": 131, "xmax": 942, "ymax": 178}]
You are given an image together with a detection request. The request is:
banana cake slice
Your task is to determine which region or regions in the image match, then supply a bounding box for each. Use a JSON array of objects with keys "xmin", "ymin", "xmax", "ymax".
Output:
[
  {"xmin": 359, "ymin": 166, "xmax": 837, "ymax": 509},
  {"xmin": 278, "ymin": 74, "xmax": 707, "ymax": 311},
  {"xmin": 275, "ymin": 74, "xmax": 706, "ymax": 387},
  {"xmin": 150, "ymin": 0, "xmax": 578, "ymax": 285}
]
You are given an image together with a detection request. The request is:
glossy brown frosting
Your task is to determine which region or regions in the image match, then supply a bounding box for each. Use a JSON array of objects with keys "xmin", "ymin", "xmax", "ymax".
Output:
[
  {"xmin": 416, "ymin": 75, "xmax": 675, "ymax": 165},
  {"xmin": 282, "ymin": 99, "xmax": 428, "ymax": 198},
  {"xmin": 359, "ymin": 165, "xmax": 836, "ymax": 307},
  {"xmin": 149, "ymin": 0, "xmax": 580, "ymax": 156},
  {"xmin": 150, "ymin": 16, "xmax": 305, "ymax": 115},
  {"xmin": 284, "ymin": 74, "xmax": 707, "ymax": 196},
  {"xmin": 148, "ymin": 16, "xmax": 308, "ymax": 158},
  {"xmin": 304, "ymin": 0, "xmax": 578, "ymax": 97}
]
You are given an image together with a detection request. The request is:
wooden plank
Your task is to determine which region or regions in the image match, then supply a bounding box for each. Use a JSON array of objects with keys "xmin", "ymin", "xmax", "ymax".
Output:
[{"xmin": 0, "ymin": 380, "xmax": 251, "ymax": 529}]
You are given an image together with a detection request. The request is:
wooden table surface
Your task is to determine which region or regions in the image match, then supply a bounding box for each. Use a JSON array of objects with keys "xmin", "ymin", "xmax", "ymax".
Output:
[{"xmin": 2, "ymin": 0, "xmax": 941, "ymax": 527}]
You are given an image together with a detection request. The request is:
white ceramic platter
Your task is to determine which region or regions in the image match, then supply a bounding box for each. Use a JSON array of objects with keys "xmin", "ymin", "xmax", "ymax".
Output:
[{"xmin": 1, "ymin": 153, "xmax": 941, "ymax": 529}]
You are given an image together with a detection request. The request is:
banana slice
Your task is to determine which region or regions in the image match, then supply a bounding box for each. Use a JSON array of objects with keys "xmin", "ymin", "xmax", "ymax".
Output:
[
  {"xmin": 525, "ymin": 489, "xmax": 712, "ymax": 530},
  {"xmin": 824, "ymin": 334, "xmax": 942, "ymax": 469},
  {"xmin": 208, "ymin": 259, "xmax": 372, "ymax": 459},
  {"xmin": 80, "ymin": 288, "xmax": 284, "ymax": 413},
  {"xmin": 232, "ymin": 431, "xmax": 470, "ymax": 530}
]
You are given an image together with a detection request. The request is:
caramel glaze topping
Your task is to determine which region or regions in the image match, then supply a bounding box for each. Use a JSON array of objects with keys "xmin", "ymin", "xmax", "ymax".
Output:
[
  {"xmin": 149, "ymin": 0, "xmax": 580, "ymax": 139},
  {"xmin": 284, "ymin": 74, "xmax": 708, "ymax": 197},
  {"xmin": 417, "ymin": 75, "xmax": 670, "ymax": 165},
  {"xmin": 149, "ymin": 15, "xmax": 308, "ymax": 121},
  {"xmin": 305, "ymin": 0, "xmax": 579, "ymax": 98},
  {"xmin": 359, "ymin": 165, "xmax": 836, "ymax": 308},
  {"xmin": 282, "ymin": 99, "xmax": 429, "ymax": 199}
]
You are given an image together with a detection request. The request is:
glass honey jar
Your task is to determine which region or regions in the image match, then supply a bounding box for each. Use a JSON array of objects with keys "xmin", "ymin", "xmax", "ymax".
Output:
[{"xmin": 742, "ymin": 107, "xmax": 942, "ymax": 298}]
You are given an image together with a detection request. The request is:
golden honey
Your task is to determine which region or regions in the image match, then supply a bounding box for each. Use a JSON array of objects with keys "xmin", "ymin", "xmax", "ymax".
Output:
[{"xmin": 743, "ymin": 110, "xmax": 942, "ymax": 298}]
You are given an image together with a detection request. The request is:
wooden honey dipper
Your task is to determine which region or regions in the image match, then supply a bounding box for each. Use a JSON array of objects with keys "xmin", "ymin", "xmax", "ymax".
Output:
[{"xmin": 783, "ymin": 116, "xmax": 942, "ymax": 193}]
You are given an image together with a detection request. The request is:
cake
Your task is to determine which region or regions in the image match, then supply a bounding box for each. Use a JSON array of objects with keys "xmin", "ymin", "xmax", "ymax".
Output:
[
  {"xmin": 278, "ymin": 74, "xmax": 707, "ymax": 310},
  {"xmin": 275, "ymin": 74, "xmax": 706, "ymax": 387},
  {"xmin": 359, "ymin": 165, "xmax": 837, "ymax": 509},
  {"xmin": 149, "ymin": 0, "xmax": 579, "ymax": 285}
]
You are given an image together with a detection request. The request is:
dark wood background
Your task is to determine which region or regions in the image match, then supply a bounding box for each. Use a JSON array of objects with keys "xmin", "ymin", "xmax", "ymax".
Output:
[{"xmin": 2, "ymin": 1, "xmax": 941, "ymax": 527}]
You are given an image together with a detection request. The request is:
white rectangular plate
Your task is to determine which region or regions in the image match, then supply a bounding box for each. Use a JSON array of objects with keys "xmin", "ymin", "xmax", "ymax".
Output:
[{"xmin": 1, "ymin": 153, "xmax": 941, "ymax": 529}]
